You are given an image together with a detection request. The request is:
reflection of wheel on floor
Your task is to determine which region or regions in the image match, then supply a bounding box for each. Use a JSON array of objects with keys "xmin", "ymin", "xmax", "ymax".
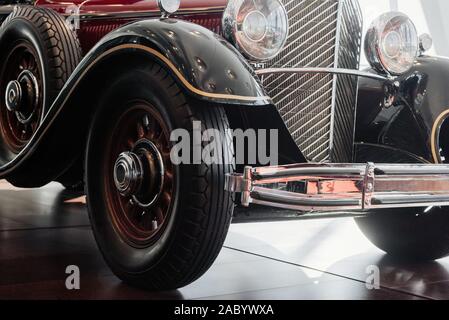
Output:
[
  {"xmin": 86, "ymin": 62, "xmax": 235, "ymax": 290},
  {"xmin": 0, "ymin": 6, "xmax": 81, "ymax": 158}
]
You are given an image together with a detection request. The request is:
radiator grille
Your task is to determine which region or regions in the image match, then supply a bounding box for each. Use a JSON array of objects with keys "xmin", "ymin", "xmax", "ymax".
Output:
[
  {"xmin": 258, "ymin": 0, "xmax": 362, "ymax": 163},
  {"xmin": 330, "ymin": 0, "xmax": 363, "ymax": 162}
]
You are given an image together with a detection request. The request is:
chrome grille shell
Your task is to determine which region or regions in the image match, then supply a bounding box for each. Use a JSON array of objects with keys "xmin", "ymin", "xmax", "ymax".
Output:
[{"xmin": 257, "ymin": 0, "xmax": 363, "ymax": 163}]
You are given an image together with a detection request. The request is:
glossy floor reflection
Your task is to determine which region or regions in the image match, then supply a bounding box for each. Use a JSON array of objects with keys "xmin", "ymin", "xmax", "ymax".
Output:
[{"xmin": 0, "ymin": 180, "xmax": 447, "ymax": 299}]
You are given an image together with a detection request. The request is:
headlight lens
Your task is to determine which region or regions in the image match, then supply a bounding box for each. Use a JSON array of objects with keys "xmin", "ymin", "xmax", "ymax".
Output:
[
  {"xmin": 222, "ymin": 0, "xmax": 289, "ymax": 61},
  {"xmin": 365, "ymin": 12, "xmax": 419, "ymax": 75},
  {"xmin": 157, "ymin": 0, "xmax": 181, "ymax": 16}
]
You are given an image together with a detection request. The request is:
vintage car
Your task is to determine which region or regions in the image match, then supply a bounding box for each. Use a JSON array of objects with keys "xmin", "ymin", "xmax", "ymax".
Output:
[{"xmin": 0, "ymin": 0, "xmax": 448, "ymax": 290}]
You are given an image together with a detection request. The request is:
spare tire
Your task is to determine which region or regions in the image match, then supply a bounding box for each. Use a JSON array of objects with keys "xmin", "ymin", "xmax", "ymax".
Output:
[{"xmin": 0, "ymin": 6, "xmax": 81, "ymax": 158}]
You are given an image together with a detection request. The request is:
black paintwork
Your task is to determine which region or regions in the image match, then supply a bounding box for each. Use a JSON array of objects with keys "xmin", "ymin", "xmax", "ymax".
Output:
[
  {"xmin": 0, "ymin": 18, "xmax": 276, "ymax": 186},
  {"xmin": 98, "ymin": 19, "xmax": 270, "ymax": 105},
  {"xmin": 356, "ymin": 56, "xmax": 449, "ymax": 164},
  {"xmin": 0, "ymin": 1, "xmax": 32, "ymax": 4}
]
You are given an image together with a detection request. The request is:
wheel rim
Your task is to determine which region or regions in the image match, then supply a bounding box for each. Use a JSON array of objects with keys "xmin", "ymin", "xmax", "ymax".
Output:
[
  {"xmin": 0, "ymin": 41, "xmax": 44, "ymax": 154},
  {"xmin": 104, "ymin": 102, "xmax": 175, "ymax": 248}
]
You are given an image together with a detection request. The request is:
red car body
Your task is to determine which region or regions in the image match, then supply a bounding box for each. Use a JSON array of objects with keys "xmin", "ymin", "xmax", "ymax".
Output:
[{"xmin": 35, "ymin": 0, "xmax": 227, "ymax": 52}]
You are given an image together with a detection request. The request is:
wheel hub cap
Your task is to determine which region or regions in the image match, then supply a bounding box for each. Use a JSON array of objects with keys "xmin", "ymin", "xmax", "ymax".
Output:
[
  {"xmin": 113, "ymin": 139, "xmax": 165, "ymax": 208},
  {"xmin": 5, "ymin": 80, "xmax": 22, "ymax": 112},
  {"xmin": 4, "ymin": 70, "xmax": 40, "ymax": 124},
  {"xmin": 114, "ymin": 152, "xmax": 144, "ymax": 197}
]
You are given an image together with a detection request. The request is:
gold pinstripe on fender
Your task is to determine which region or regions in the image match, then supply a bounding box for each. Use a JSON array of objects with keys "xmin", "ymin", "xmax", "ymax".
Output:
[
  {"xmin": 431, "ymin": 109, "xmax": 449, "ymax": 163},
  {"xmin": 101, "ymin": 44, "xmax": 271, "ymax": 102}
]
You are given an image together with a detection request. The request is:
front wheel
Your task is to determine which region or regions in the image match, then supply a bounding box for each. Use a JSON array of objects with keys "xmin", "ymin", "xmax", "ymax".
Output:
[
  {"xmin": 85, "ymin": 63, "xmax": 234, "ymax": 290},
  {"xmin": 355, "ymin": 149, "xmax": 449, "ymax": 261},
  {"xmin": 356, "ymin": 207, "xmax": 449, "ymax": 261}
]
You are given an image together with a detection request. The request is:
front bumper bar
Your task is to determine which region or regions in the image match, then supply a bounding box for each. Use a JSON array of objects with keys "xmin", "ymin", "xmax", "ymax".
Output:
[{"xmin": 225, "ymin": 163, "xmax": 449, "ymax": 212}]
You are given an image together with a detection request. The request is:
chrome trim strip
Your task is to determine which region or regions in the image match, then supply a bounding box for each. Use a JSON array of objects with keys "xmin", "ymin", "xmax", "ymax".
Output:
[
  {"xmin": 252, "ymin": 166, "xmax": 365, "ymax": 179},
  {"xmin": 252, "ymin": 187, "xmax": 362, "ymax": 207},
  {"xmin": 0, "ymin": 5, "xmax": 14, "ymax": 14},
  {"xmin": 375, "ymin": 164, "xmax": 449, "ymax": 175},
  {"xmin": 328, "ymin": 0, "xmax": 344, "ymax": 166},
  {"xmin": 372, "ymin": 193, "xmax": 449, "ymax": 206},
  {"xmin": 255, "ymin": 67, "xmax": 392, "ymax": 82},
  {"xmin": 67, "ymin": 7, "xmax": 226, "ymax": 21}
]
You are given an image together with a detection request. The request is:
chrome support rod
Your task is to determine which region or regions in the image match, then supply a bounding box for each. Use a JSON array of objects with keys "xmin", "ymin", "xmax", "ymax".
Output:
[
  {"xmin": 225, "ymin": 163, "xmax": 449, "ymax": 213},
  {"xmin": 255, "ymin": 67, "xmax": 392, "ymax": 82}
]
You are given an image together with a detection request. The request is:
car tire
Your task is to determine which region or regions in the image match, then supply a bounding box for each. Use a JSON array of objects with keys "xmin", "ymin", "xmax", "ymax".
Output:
[
  {"xmin": 85, "ymin": 62, "xmax": 235, "ymax": 290},
  {"xmin": 0, "ymin": 5, "xmax": 81, "ymax": 156},
  {"xmin": 356, "ymin": 208, "xmax": 449, "ymax": 261},
  {"xmin": 355, "ymin": 148, "xmax": 449, "ymax": 261}
]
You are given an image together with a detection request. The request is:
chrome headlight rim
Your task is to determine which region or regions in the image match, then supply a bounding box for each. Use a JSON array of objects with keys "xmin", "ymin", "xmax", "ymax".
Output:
[
  {"xmin": 365, "ymin": 12, "xmax": 419, "ymax": 76},
  {"xmin": 222, "ymin": 0, "xmax": 289, "ymax": 61}
]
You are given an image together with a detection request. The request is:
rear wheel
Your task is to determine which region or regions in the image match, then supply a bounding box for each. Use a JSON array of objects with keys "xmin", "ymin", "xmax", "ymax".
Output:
[
  {"xmin": 85, "ymin": 62, "xmax": 234, "ymax": 290},
  {"xmin": 0, "ymin": 6, "xmax": 81, "ymax": 159}
]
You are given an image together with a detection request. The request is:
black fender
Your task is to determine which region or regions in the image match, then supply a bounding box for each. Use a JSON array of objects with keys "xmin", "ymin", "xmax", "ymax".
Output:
[
  {"xmin": 0, "ymin": 18, "xmax": 272, "ymax": 186},
  {"xmin": 356, "ymin": 55, "xmax": 449, "ymax": 163},
  {"xmin": 100, "ymin": 18, "xmax": 271, "ymax": 105}
]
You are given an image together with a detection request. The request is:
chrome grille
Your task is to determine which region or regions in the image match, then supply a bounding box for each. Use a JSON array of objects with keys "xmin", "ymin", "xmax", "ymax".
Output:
[
  {"xmin": 330, "ymin": 0, "xmax": 363, "ymax": 162},
  {"xmin": 258, "ymin": 0, "xmax": 362, "ymax": 163}
]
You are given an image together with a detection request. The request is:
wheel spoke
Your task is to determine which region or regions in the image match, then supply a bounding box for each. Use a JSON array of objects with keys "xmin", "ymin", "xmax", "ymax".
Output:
[
  {"xmin": 20, "ymin": 56, "xmax": 28, "ymax": 70},
  {"xmin": 165, "ymin": 169, "xmax": 174, "ymax": 180},
  {"xmin": 154, "ymin": 207, "xmax": 164, "ymax": 223},
  {"xmin": 161, "ymin": 148, "xmax": 171, "ymax": 160},
  {"xmin": 31, "ymin": 121, "xmax": 38, "ymax": 132},
  {"xmin": 162, "ymin": 191, "xmax": 171, "ymax": 208},
  {"xmin": 105, "ymin": 105, "xmax": 174, "ymax": 246},
  {"xmin": 126, "ymin": 138, "xmax": 135, "ymax": 150},
  {"xmin": 28, "ymin": 56, "xmax": 37, "ymax": 73},
  {"xmin": 137, "ymin": 114, "xmax": 157, "ymax": 140},
  {"xmin": 137, "ymin": 121, "xmax": 146, "ymax": 139}
]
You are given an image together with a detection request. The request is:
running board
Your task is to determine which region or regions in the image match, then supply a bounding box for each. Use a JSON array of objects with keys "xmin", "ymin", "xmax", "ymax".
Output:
[{"xmin": 225, "ymin": 163, "xmax": 449, "ymax": 212}]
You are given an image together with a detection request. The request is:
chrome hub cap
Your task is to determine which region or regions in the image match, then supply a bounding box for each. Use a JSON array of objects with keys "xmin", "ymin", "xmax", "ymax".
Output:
[
  {"xmin": 5, "ymin": 70, "xmax": 40, "ymax": 124},
  {"xmin": 5, "ymin": 80, "xmax": 22, "ymax": 112},
  {"xmin": 114, "ymin": 152, "xmax": 144, "ymax": 197},
  {"xmin": 113, "ymin": 139, "xmax": 165, "ymax": 209}
]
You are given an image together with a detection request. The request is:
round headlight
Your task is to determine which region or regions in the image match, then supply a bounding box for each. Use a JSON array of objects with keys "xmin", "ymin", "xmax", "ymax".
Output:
[
  {"xmin": 365, "ymin": 12, "xmax": 419, "ymax": 75},
  {"xmin": 157, "ymin": 0, "xmax": 181, "ymax": 16},
  {"xmin": 222, "ymin": 0, "xmax": 289, "ymax": 61}
]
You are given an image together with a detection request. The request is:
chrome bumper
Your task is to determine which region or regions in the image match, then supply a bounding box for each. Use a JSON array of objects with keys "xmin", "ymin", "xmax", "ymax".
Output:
[{"xmin": 225, "ymin": 163, "xmax": 449, "ymax": 212}]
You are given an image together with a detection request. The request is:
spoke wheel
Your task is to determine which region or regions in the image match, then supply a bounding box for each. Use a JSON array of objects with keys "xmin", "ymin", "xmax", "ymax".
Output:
[
  {"xmin": 0, "ymin": 42, "xmax": 43, "ymax": 154},
  {"xmin": 86, "ymin": 63, "xmax": 234, "ymax": 290},
  {"xmin": 0, "ymin": 5, "xmax": 81, "ymax": 166},
  {"xmin": 104, "ymin": 102, "xmax": 175, "ymax": 248}
]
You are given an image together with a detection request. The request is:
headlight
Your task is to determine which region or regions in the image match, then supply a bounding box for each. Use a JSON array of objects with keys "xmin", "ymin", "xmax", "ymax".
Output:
[
  {"xmin": 222, "ymin": 0, "xmax": 289, "ymax": 61},
  {"xmin": 365, "ymin": 12, "xmax": 419, "ymax": 75},
  {"xmin": 158, "ymin": 0, "xmax": 181, "ymax": 16}
]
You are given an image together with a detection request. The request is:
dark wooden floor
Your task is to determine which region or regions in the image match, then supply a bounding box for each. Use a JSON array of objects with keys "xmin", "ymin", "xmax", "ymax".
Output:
[{"xmin": 0, "ymin": 181, "xmax": 448, "ymax": 300}]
